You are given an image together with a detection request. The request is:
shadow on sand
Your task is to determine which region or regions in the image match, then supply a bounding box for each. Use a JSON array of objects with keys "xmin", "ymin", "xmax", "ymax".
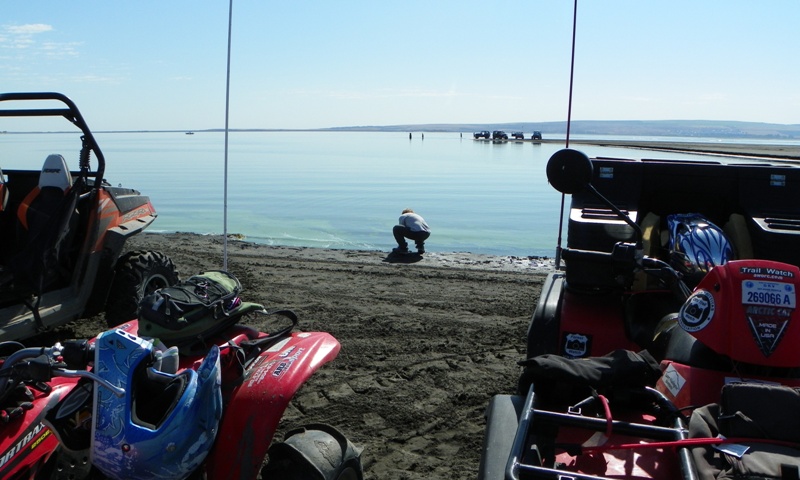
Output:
[{"xmin": 382, "ymin": 252, "xmax": 423, "ymax": 264}]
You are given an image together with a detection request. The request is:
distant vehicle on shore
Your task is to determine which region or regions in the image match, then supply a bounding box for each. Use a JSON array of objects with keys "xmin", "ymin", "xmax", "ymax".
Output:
[
  {"xmin": 473, "ymin": 130, "xmax": 490, "ymax": 139},
  {"xmin": 531, "ymin": 131, "xmax": 542, "ymax": 140},
  {"xmin": 511, "ymin": 132, "xmax": 525, "ymax": 140},
  {"xmin": 492, "ymin": 130, "xmax": 509, "ymax": 140}
]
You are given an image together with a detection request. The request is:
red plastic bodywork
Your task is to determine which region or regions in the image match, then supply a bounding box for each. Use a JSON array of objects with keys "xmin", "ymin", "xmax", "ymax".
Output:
[
  {"xmin": 657, "ymin": 360, "xmax": 800, "ymax": 410},
  {"xmin": 0, "ymin": 320, "xmax": 338, "ymax": 479},
  {"xmin": 558, "ymin": 290, "xmax": 638, "ymax": 357},
  {"xmin": 116, "ymin": 321, "xmax": 340, "ymax": 480},
  {"xmin": 205, "ymin": 329, "xmax": 340, "ymax": 479},
  {"xmin": 683, "ymin": 259, "xmax": 800, "ymax": 367},
  {"xmin": 0, "ymin": 380, "xmax": 78, "ymax": 478}
]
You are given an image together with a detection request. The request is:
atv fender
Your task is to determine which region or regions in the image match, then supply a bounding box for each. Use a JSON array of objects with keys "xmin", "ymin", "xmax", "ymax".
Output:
[
  {"xmin": 205, "ymin": 331, "xmax": 342, "ymax": 479},
  {"xmin": 477, "ymin": 395, "xmax": 525, "ymax": 480},
  {"xmin": 526, "ymin": 272, "xmax": 564, "ymax": 358}
]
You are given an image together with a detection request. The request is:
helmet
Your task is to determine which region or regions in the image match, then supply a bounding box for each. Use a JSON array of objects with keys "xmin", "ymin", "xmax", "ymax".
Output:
[
  {"xmin": 91, "ymin": 329, "xmax": 222, "ymax": 480},
  {"xmin": 667, "ymin": 213, "xmax": 734, "ymax": 286}
]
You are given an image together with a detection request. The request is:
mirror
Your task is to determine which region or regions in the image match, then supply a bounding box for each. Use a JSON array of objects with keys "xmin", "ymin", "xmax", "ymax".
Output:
[{"xmin": 546, "ymin": 148, "xmax": 593, "ymax": 194}]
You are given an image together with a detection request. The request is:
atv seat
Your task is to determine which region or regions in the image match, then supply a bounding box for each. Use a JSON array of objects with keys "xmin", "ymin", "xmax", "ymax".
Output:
[
  {"xmin": 6, "ymin": 154, "xmax": 78, "ymax": 293},
  {"xmin": 650, "ymin": 314, "xmax": 733, "ymax": 371}
]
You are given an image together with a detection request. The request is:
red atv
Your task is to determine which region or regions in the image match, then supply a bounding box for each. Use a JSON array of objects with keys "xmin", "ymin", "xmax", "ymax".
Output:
[
  {"xmin": 0, "ymin": 92, "xmax": 178, "ymax": 340},
  {"xmin": 0, "ymin": 304, "xmax": 363, "ymax": 479},
  {"xmin": 479, "ymin": 148, "xmax": 800, "ymax": 479}
]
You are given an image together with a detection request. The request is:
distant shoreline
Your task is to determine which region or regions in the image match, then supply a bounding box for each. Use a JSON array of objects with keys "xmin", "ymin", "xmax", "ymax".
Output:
[
  {"xmin": 469, "ymin": 137, "xmax": 800, "ymax": 161},
  {"xmin": 7, "ymin": 129, "xmax": 799, "ymax": 160},
  {"xmin": 540, "ymin": 138, "xmax": 800, "ymax": 161},
  {"xmin": 5, "ymin": 118, "xmax": 800, "ymax": 141}
]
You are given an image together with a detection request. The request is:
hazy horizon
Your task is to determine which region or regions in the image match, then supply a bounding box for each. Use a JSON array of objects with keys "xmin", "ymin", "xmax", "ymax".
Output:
[{"xmin": 2, "ymin": 2, "xmax": 798, "ymax": 131}]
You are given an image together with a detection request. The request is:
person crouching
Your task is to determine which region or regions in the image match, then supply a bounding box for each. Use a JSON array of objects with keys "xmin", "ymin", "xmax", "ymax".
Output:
[{"xmin": 393, "ymin": 208, "xmax": 430, "ymax": 254}]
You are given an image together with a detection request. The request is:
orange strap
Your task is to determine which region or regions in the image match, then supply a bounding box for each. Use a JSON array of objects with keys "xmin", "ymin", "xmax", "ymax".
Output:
[{"xmin": 16, "ymin": 187, "xmax": 41, "ymax": 231}]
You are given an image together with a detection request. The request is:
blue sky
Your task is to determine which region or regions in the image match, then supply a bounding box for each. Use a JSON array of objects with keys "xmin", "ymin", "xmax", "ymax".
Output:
[{"xmin": 2, "ymin": 1, "xmax": 798, "ymax": 130}]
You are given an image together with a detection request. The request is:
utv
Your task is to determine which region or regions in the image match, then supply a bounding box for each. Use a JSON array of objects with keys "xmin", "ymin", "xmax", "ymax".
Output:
[
  {"xmin": 493, "ymin": 131, "xmax": 509, "ymax": 140},
  {"xmin": 0, "ymin": 92, "xmax": 178, "ymax": 341},
  {"xmin": 478, "ymin": 148, "xmax": 800, "ymax": 480}
]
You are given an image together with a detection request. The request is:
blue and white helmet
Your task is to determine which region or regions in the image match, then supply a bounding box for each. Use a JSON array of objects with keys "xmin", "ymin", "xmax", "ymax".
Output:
[
  {"xmin": 91, "ymin": 329, "xmax": 223, "ymax": 480},
  {"xmin": 667, "ymin": 213, "xmax": 734, "ymax": 285}
]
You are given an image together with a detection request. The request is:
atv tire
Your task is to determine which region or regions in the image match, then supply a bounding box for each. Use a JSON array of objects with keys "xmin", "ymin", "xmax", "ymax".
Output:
[
  {"xmin": 105, "ymin": 250, "xmax": 178, "ymax": 327},
  {"xmin": 262, "ymin": 424, "xmax": 363, "ymax": 480}
]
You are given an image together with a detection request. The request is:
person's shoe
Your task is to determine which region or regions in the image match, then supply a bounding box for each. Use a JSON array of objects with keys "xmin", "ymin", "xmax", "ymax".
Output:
[
  {"xmin": 417, "ymin": 247, "xmax": 425, "ymax": 255},
  {"xmin": 392, "ymin": 247, "xmax": 410, "ymax": 254}
]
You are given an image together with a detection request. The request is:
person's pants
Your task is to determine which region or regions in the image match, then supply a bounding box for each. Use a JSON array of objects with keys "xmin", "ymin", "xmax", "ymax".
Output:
[{"xmin": 393, "ymin": 225, "xmax": 430, "ymax": 250}]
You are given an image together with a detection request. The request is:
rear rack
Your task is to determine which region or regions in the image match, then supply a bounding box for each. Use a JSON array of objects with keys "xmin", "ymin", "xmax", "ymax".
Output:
[{"xmin": 505, "ymin": 384, "xmax": 699, "ymax": 480}]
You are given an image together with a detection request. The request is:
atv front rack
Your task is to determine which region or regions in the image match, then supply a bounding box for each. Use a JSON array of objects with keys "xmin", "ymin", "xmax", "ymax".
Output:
[{"xmin": 505, "ymin": 384, "xmax": 699, "ymax": 480}]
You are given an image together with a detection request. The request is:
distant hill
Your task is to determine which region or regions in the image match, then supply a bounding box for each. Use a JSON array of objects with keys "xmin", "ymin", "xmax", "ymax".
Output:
[{"xmin": 323, "ymin": 120, "xmax": 800, "ymax": 140}]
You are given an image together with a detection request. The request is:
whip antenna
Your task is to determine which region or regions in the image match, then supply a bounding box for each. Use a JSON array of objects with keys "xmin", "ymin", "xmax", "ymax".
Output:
[
  {"xmin": 565, "ymin": 0, "xmax": 578, "ymax": 148},
  {"xmin": 223, "ymin": 0, "xmax": 233, "ymax": 270},
  {"xmin": 555, "ymin": 0, "xmax": 579, "ymax": 270}
]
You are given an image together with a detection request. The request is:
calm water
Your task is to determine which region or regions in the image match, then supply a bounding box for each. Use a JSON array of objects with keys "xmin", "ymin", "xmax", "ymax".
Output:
[{"xmin": 0, "ymin": 131, "xmax": 763, "ymax": 256}]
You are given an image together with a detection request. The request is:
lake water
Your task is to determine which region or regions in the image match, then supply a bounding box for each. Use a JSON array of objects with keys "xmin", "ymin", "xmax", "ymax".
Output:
[{"xmin": 0, "ymin": 131, "xmax": 768, "ymax": 256}]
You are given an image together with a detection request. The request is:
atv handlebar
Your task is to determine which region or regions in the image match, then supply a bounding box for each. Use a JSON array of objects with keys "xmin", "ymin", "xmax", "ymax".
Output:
[
  {"xmin": 53, "ymin": 368, "xmax": 125, "ymax": 397},
  {"xmin": 0, "ymin": 340, "xmax": 124, "ymax": 404},
  {"xmin": 561, "ymin": 243, "xmax": 693, "ymax": 301}
]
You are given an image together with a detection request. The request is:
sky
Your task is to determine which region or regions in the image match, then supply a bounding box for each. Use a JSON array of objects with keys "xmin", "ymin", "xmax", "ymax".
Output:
[{"xmin": 1, "ymin": 1, "xmax": 798, "ymax": 131}]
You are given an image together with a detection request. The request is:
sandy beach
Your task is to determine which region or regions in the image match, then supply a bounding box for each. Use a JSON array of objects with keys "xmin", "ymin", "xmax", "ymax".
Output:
[
  {"xmin": 56, "ymin": 141, "xmax": 799, "ymax": 479},
  {"xmin": 62, "ymin": 232, "xmax": 551, "ymax": 479}
]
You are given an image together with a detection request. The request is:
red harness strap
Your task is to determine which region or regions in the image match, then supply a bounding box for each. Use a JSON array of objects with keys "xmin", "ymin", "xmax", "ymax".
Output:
[{"xmin": 579, "ymin": 436, "xmax": 800, "ymax": 454}]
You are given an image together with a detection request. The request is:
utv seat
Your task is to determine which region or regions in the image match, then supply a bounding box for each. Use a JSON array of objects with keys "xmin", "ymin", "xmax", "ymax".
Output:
[
  {"xmin": 9, "ymin": 154, "xmax": 78, "ymax": 293},
  {"xmin": 0, "ymin": 167, "xmax": 11, "ymax": 287},
  {"xmin": 17, "ymin": 154, "xmax": 74, "ymax": 237},
  {"xmin": 0, "ymin": 166, "xmax": 8, "ymax": 213},
  {"xmin": 0, "ymin": 165, "xmax": 9, "ymax": 252}
]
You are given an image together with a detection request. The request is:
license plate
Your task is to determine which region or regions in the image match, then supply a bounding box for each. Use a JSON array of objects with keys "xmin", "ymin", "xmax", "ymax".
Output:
[{"xmin": 742, "ymin": 280, "xmax": 796, "ymax": 308}]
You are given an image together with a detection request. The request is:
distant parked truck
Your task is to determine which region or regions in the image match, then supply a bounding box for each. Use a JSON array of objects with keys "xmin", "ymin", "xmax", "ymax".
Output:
[
  {"xmin": 492, "ymin": 130, "xmax": 509, "ymax": 140},
  {"xmin": 531, "ymin": 131, "xmax": 543, "ymax": 140},
  {"xmin": 473, "ymin": 130, "xmax": 490, "ymax": 139},
  {"xmin": 511, "ymin": 132, "xmax": 525, "ymax": 139}
]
